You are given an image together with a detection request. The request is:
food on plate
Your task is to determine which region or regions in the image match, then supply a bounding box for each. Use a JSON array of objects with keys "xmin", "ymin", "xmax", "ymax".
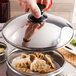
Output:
[
  {"xmin": 45, "ymin": 54, "xmax": 57, "ymax": 69},
  {"xmin": 20, "ymin": 53, "xmax": 29, "ymax": 58},
  {"xmin": 0, "ymin": 42, "xmax": 6, "ymax": 53},
  {"xmin": 34, "ymin": 52, "xmax": 45, "ymax": 60},
  {"xmin": 12, "ymin": 52, "xmax": 58, "ymax": 74},
  {"xmin": 29, "ymin": 54, "xmax": 36, "ymax": 62},
  {"xmin": 0, "ymin": 48, "xmax": 4, "ymax": 52},
  {"xmin": 0, "ymin": 42, "xmax": 6, "ymax": 63}
]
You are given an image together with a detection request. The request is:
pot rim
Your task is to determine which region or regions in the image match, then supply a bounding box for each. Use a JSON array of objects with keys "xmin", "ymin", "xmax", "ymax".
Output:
[
  {"xmin": 0, "ymin": 42, "xmax": 7, "ymax": 49},
  {"xmin": 2, "ymin": 13, "xmax": 74, "ymax": 52},
  {"xmin": 6, "ymin": 49, "xmax": 66, "ymax": 76}
]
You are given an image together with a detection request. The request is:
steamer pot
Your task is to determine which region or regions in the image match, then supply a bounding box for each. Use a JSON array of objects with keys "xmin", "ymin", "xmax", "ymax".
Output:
[
  {"xmin": 6, "ymin": 49, "xmax": 65, "ymax": 76},
  {"xmin": 2, "ymin": 13, "xmax": 73, "ymax": 76}
]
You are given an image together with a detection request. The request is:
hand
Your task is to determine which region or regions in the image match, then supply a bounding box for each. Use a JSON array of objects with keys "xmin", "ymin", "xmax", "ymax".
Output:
[
  {"xmin": 19, "ymin": 0, "xmax": 50, "ymax": 18},
  {"xmin": 24, "ymin": 22, "xmax": 45, "ymax": 40},
  {"xmin": 22, "ymin": 22, "xmax": 45, "ymax": 46}
]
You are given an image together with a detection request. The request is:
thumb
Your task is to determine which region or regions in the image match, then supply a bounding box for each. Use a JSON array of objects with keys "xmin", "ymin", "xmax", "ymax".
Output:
[{"xmin": 28, "ymin": 1, "xmax": 41, "ymax": 18}]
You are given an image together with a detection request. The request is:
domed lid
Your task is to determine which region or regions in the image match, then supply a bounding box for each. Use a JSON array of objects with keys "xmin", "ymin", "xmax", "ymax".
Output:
[{"xmin": 2, "ymin": 13, "xmax": 73, "ymax": 51}]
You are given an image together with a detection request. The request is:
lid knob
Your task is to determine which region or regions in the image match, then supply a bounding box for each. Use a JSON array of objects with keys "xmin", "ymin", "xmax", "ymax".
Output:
[{"xmin": 28, "ymin": 3, "xmax": 48, "ymax": 24}]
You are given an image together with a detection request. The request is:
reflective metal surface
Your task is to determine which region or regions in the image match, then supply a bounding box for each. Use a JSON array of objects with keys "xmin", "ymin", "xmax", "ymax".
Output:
[
  {"xmin": 6, "ymin": 49, "xmax": 65, "ymax": 76},
  {"xmin": 2, "ymin": 13, "xmax": 73, "ymax": 51},
  {"xmin": 0, "ymin": 42, "xmax": 7, "ymax": 63}
]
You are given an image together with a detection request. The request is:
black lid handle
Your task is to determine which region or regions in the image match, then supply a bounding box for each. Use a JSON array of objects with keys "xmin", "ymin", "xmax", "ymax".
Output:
[{"xmin": 37, "ymin": 3, "xmax": 46, "ymax": 15}]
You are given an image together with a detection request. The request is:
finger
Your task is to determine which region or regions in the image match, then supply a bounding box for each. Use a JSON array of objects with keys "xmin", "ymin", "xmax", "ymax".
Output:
[
  {"xmin": 28, "ymin": 1, "xmax": 41, "ymax": 18},
  {"xmin": 34, "ymin": 23, "xmax": 40, "ymax": 28},
  {"xmin": 28, "ymin": 22, "xmax": 33, "ymax": 28},
  {"xmin": 36, "ymin": 23, "xmax": 40, "ymax": 28},
  {"xmin": 32, "ymin": 23, "xmax": 37, "ymax": 30},
  {"xmin": 26, "ymin": 23, "xmax": 33, "ymax": 31},
  {"xmin": 32, "ymin": 23, "xmax": 40, "ymax": 30},
  {"xmin": 26, "ymin": 22, "xmax": 33, "ymax": 31},
  {"xmin": 43, "ymin": 0, "xmax": 50, "ymax": 8},
  {"xmin": 26, "ymin": 21, "xmax": 32, "ymax": 25},
  {"xmin": 38, "ymin": 22, "xmax": 45, "ymax": 29},
  {"xmin": 24, "ymin": 4, "xmax": 29, "ymax": 12}
]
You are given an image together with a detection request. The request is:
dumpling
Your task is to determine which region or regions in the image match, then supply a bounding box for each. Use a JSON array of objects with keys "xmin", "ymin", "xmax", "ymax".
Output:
[{"xmin": 45, "ymin": 54, "xmax": 57, "ymax": 69}]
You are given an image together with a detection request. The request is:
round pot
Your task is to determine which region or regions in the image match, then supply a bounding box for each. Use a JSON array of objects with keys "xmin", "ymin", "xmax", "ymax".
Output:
[{"xmin": 6, "ymin": 49, "xmax": 65, "ymax": 76}]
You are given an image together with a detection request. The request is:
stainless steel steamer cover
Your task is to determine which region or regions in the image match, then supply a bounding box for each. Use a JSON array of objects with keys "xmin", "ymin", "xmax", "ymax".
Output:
[{"xmin": 2, "ymin": 13, "xmax": 73, "ymax": 51}]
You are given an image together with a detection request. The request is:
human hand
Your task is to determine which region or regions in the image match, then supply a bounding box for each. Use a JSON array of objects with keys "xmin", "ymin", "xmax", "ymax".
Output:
[
  {"xmin": 19, "ymin": 0, "xmax": 51, "ymax": 18},
  {"xmin": 22, "ymin": 22, "xmax": 45, "ymax": 46}
]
